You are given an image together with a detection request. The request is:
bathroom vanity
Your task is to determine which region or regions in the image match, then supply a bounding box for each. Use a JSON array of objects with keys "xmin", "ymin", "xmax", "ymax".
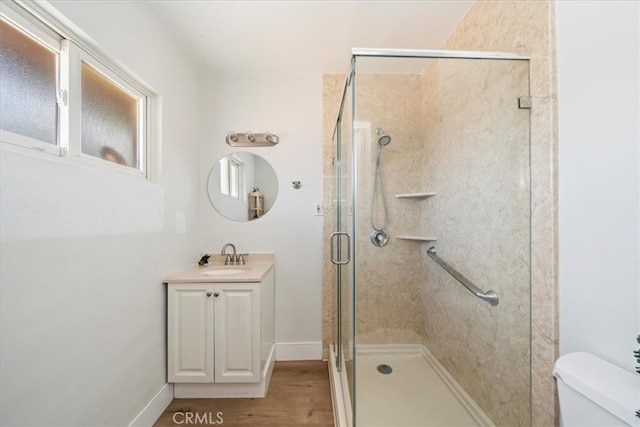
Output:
[{"xmin": 163, "ymin": 254, "xmax": 275, "ymax": 398}]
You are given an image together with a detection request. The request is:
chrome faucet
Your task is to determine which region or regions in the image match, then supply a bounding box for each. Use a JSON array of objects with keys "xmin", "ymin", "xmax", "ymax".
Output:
[
  {"xmin": 221, "ymin": 243, "xmax": 237, "ymax": 265},
  {"xmin": 220, "ymin": 243, "xmax": 249, "ymax": 265},
  {"xmin": 220, "ymin": 243, "xmax": 247, "ymax": 265}
]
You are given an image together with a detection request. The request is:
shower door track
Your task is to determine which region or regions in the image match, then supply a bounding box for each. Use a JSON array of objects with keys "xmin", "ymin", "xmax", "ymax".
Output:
[{"xmin": 352, "ymin": 47, "xmax": 529, "ymax": 61}]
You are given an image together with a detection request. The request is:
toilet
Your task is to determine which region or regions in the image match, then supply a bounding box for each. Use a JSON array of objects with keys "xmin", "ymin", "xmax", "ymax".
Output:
[{"xmin": 554, "ymin": 352, "xmax": 640, "ymax": 426}]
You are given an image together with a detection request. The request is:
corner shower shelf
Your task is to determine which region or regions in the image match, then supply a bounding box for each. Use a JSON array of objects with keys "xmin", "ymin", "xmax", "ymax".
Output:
[
  {"xmin": 396, "ymin": 235, "xmax": 438, "ymax": 241},
  {"xmin": 395, "ymin": 192, "xmax": 437, "ymax": 199},
  {"xmin": 395, "ymin": 192, "xmax": 437, "ymax": 242}
]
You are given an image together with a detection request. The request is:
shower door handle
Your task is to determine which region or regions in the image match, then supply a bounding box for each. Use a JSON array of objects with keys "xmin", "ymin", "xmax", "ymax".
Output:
[{"xmin": 330, "ymin": 232, "xmax": 351, "ymax": 265}]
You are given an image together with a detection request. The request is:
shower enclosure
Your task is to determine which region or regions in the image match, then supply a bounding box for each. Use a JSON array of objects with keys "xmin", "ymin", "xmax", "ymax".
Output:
[{"xmin": 328, "ymin": 49, "xmax": 531, "ymax": 426}]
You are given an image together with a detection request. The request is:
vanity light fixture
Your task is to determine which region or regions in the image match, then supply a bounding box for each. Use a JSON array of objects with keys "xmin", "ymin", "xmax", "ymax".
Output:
[{"xmin": 226, "ymin": 131, "xmax": 279, "ymax": 147}]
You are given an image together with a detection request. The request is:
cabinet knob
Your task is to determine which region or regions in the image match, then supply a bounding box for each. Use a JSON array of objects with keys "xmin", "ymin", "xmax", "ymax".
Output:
[
  {"xmin": 206, "ymin": 292, "xmax": 212, "ymax": 297},
  {"xmin": 214, "ymin": 292, "xmax": 220, "ymax": 297}
]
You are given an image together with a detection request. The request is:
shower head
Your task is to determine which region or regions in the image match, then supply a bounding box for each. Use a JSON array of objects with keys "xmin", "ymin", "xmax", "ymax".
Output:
[{"xmin": 375, "ymin": 128, "xmax": 391, "ymax": 146}]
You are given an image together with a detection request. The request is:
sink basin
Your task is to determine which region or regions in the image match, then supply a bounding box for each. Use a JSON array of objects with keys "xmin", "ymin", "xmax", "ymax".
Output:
[{"xmin": 200, "ymin": 267, "xmax": 248, "ymax": 276}]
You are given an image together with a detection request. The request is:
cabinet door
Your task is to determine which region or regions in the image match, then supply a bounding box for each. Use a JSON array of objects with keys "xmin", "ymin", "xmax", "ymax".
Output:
[
  {"xmin": 214, "ymin": 284, "xmax": 260, "ymax": 383},
  {"xmin": 167, "ymin": 285, "xmax": 214, "ymax": 383}
]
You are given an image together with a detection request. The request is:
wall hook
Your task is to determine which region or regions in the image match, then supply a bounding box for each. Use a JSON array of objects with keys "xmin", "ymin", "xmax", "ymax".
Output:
[{"xmin": 292, "ymin": 181, "xmax": 301, "ymax": 189}]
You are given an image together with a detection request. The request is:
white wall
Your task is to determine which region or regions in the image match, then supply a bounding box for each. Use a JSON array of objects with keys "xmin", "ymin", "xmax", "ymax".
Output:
[
  {"xmin": 557, "ymin": 0, "xmax": 640, "ymax": 371},
  {"xmin": 0, "ymin": 1, "xmax": 201, "ymax": 425},
  {"xmin": 200, "ymin": 74, "xmax": 324, "ymax": 359}
]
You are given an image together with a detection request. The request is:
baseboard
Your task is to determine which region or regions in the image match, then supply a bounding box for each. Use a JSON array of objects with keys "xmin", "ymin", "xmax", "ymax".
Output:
[
  {"xmin": 175, "ymin": 347, "xmax": 276, "ymax": 399},
  {"xmin": 275, "ymin": 342, "xmax": 322, "ymax": 360},
  {"xmin": 261, "ymin": 344, "xmax": 276, "ymax": 378},
  {"xmin": 128, "ymin": 383, "xmax": 174, "ymax": 427},
  {"xmin": 174, "ymin": 380, "xmax": 270, "ymax": 399}
]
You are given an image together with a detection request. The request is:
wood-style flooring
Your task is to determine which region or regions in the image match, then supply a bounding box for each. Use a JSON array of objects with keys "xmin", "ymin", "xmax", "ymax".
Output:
[{"xmin": 154, "ymin": 361, "xmax": 334, "ymax": 426}]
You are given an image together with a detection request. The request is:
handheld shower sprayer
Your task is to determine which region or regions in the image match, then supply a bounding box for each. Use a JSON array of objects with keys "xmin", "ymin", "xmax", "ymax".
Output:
[
  {"xmin": 376, "ymin": 128, "xmax": 392, "ymax": 147},
  {"xmin": 371, "ymin": 128, "xmax": 392, "ymax": 247}
]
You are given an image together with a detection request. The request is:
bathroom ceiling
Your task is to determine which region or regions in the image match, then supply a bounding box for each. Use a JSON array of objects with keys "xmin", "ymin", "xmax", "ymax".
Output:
[{"xmin": 145, "ymin": 0, "xmax": 474, "ymax": 75}]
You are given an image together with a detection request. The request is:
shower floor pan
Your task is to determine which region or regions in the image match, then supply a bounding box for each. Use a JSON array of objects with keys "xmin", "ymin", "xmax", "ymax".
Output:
[{"xmin": 330, "ymin": 344, "xmax": 495, "ymax": 427}]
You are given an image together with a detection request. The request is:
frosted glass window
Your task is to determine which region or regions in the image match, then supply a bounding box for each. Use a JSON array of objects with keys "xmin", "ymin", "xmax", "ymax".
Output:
[
  {"xmin": 0, "ymin": 19, "xmax": 57, "ymax": 144},
  {"xmin": 81, "ymin": 62, "xmax": 139, "ymax": 168},
  {"xmin": 0, "ymin": 3, "xmax": 155, "ymax": 180}
]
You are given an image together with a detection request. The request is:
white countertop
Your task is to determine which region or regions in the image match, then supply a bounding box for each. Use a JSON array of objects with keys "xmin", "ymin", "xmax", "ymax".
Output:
[{"xmin": 163, "ymin": 253, "xmax": 274, "ymax": 284}]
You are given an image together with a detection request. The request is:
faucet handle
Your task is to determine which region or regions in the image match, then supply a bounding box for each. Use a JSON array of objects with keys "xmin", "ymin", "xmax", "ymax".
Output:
[
  {"xmin": 238, "ymin": 253, "xmax": 248, "ymax": 265},
  {"xmin": 225, "ymin": 254, "xmax": 232, "ymax": 265}
]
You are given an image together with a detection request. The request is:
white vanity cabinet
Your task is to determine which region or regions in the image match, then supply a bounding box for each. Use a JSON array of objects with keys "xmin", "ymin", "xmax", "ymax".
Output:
[
  {"xmin": 167, "ymin": 283, "xmax": 260, "ymax": 383},
  {"xmin": 164, "ymin": 258, "xmax": 275, "ymax": 398}
]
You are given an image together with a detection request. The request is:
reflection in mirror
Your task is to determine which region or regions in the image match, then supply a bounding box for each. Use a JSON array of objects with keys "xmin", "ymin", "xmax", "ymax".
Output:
[{"xmin": 207, "ymin": 152, "xmax": 278, "ymax": 222}]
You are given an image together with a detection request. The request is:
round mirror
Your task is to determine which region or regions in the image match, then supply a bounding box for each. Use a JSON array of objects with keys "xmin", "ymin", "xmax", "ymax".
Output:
[{"xmin": 207, "ymin": 152, "xmax": 278, "ymax": 222}]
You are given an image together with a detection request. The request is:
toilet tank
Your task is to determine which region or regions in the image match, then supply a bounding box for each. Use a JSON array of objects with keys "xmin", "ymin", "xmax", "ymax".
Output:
[{"xmin": 553, "ymin": 352, "xmax": 640, "ymax": 426}]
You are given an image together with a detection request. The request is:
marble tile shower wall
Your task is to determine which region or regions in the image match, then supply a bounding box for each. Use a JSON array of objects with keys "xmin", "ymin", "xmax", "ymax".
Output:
[
  {"xmin": 418, "ymin": 58, "xmax": 531, "ymax": 426},
  {"xmin": 441, "ymin": 2, "xmax": 557, "ymax": 425},
  {"xmin": 353, "ymin": 74, "xmax": 426, "ymax": 345},
  {"xmin": 322, "ymin": 74, "xmax": 429, "ymax": 349}
]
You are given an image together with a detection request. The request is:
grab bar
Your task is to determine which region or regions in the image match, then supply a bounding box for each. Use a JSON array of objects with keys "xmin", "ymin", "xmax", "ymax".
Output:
[{"xmin": 426, "ymin": 246, "xmax": 499, "ymax": 306}]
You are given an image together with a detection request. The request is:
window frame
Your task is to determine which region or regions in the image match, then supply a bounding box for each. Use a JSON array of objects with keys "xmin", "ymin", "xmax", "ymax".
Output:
[
  {"xmin": 0, "ymin": 5, "xmax": 63, "ymax": 156},
  {"xmin": 220, "ymin": 155, "xmax": 244, "ymax": 201},
  {"xmin": 0, "ymin": 0, "xmax": 158, "ymax": 181},
  {"xmin": 65, "ymin": 42, "xmax": 149, "ymax": 177}
]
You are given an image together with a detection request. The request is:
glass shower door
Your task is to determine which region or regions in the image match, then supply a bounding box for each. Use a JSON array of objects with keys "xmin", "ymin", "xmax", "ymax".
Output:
[
  {"xmin": 350, "ymin": 53, "xmax": 531, "ymax": 427},
  {"xmin": 331, "ymin": 66, "xmax": 356, "ymax": 426}
]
